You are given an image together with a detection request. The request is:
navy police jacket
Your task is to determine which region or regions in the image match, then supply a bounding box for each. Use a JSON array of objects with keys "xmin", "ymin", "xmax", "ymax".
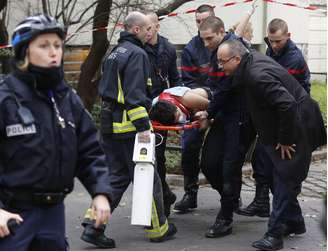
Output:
[
  {"xmin": 180, "ymin": 34, "xmax": 211, "ymax": 89},
  {"xmin": 0, "ymin": 71, "xmax": 111, "ymax": 208},
  {"xmin": 265, "ymin": 38, "xmax": 311, "ymax": 93},
  {"xmin": 99, "ymin": 31, "xmax": 152, "ymax": 138},
  {"xmin": 145, "ymin": 34, "xmax": 181, "ymax": 98}
]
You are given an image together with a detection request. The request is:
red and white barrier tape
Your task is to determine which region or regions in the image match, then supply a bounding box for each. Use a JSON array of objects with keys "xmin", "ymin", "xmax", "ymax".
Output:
[
  {"xmin": 0, "ymin": 44, "xmax": 12, "ymax": 49},
  {"xmin": 159, "ymin": 0, "xmax": 325, "ymax": 19},
  {"xmin": 1, "ymin": 0, "xmax": 326, "ymax": 48}
]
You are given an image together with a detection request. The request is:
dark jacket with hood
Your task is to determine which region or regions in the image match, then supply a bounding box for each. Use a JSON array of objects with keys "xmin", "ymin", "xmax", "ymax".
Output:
[{"xmin": 233, "ymin": 49, "xmax": 326, "ymax": 184}]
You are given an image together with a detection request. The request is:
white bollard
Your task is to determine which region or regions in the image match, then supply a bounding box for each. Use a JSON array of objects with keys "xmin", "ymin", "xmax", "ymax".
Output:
[
  {"xmin": 131, "ymin": 133, "xmax": 156, "ymax": 226},
  {"xmin": 131, "ymin": 163, "xmax": 154, "ymax": 226}
]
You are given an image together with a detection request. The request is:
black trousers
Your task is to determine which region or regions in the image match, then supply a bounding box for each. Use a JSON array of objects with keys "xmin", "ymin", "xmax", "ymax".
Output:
[
  {"xmin": 181, "ymin": 128, "xmax": 205, "ymax": 191},
  {"xmin": 251, "ymin": 142, "xmax": 274, "ymax": 185},
  {"xmin": 83, "ymin": 134, "xmax": 168, "ymax": 236},
  {"xmin": 155, "ymin": 130, "xmax": 171, "ymax": 199},
  {"xmin": 201, "ymin": 119, "xmax": 249, "ymax": 222},
  {"xmin": 0, "ymin": 202, "xmax": 67, "ymax": 251},
  {"xmin": 267, "ymin": 166, "xmax": 303, "ymax": 238}
]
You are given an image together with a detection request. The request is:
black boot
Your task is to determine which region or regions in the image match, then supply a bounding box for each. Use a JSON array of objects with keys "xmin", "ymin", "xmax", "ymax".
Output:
[
  {"xmin": 282, "ymin": 220, "xmax": 306, "ymax": 236},
  {"xmin": 205, "ymin": 215, "xmax": 232, "ymax": 238},
  {"xmin": 149, "ymin": 223, "xmax": 177, "ymax": 243},
  {"xmin": 252, "ymin": 235, "xmax": 283, "ymax": 251},
  {"xmin": 236, "ymin": 183, "xmax": 270, "ymax": 217},
  {"xmin": 163, "ymin": 189, "xmax": 177, "ymax": 217},
  {"xmin": 174, "ymin": 176, "xmax": 198, "ymax": 213},
  {"xmin": 173, "ymin": 191, "xmax": 197, "ymax": 213},
  {"xmin": 81, "ymin": 225, "xmax": 116, "ymax": 248}
]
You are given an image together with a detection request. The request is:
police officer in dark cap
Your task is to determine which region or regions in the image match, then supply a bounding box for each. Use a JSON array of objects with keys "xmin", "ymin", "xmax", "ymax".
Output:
[{"xmin": 0, "ymin": 14, "xmax": 111, "ymax": 250}]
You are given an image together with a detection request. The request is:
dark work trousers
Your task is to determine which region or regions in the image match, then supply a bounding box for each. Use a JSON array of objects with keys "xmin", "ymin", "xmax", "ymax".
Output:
[
  {"xmin": 0, "ymin": 202, "xmax": 67, "ymax": 251},
  {"xmin": 232, "ymin": 119, "xmax": 257, "ymax": 205},
  {"xmin": 201, "ymin": 119, "xmax": 247, "ymax": 223},
  {"xmin": 155, "ymin": 130, "xmax": 171, "ymax": 199},
  {"xmin": 100, "ymin": 134, "xmax": 167, "ymax": 233},
  {"xmin": 267, "ymin": 167, "xmax": 303, "ymax": 238},
  {"xmin": 181, "ymin": 128, "xmax": 205, "ymax": 192},
  {"xmin": 251, "ymin": 142, "xmax": 274, "ymax": 186}
]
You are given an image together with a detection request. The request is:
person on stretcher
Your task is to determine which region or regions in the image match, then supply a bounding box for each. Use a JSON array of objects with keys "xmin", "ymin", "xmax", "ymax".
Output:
[{"xmin": 150, "ymin": 86, "xmax": 211, "ymax": 125}]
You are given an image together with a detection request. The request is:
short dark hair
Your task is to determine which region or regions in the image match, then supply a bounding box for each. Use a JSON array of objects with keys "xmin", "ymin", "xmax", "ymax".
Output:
[
  {"xmin": 149, "ymin": 100, "xmax": 177, "ymax": 125},
  {"xmin": 199, "ymin": 16, "xmax": 225, "ymax": 33},
  {"xmin": 196, "ymin": 4, "xmax": 215, "ymax": 15},
  {"xmin": 268, "ymin": 18, "xmax": 288, "ymax": 34}
]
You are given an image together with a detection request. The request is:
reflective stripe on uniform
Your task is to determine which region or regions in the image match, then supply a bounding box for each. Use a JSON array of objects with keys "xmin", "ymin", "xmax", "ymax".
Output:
[
  {"xmin": 117, "ymin": 72, "xmax": 125, "ymax": 104},
  {"xmin": 127, "ymin": 107, "xmax": 148, "ymax": 122},
  {"xmin": 113, "ymin": 121, "xmax": 136, "ymax": 133},
  {"xmin": 113, "ymin": 110, "xmax": 137, "ymax": 134},
  {"xmin": 144, "ymin": 200, "xmax": 169, "ymax": 238},
  {"xmin": 147, "ymin": 78, "xmax": 152, "ymax": 87}
]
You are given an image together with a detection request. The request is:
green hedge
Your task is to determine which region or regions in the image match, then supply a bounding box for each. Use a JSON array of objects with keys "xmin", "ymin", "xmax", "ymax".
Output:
[{"xmin": 311, "ymin": 81, "xmax": 327, "ymax": 126}]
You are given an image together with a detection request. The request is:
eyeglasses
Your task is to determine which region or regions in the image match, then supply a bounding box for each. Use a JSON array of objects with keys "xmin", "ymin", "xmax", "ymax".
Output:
[{"xmin": 217, "ymin": 56, "xmax": 235, "ymax": 67}]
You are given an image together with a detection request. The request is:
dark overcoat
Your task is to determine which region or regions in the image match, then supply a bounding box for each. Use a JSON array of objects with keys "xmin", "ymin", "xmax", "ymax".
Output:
[{"xmin": 233, "ymin": 50, "xmax": 326, "ymax": 185}]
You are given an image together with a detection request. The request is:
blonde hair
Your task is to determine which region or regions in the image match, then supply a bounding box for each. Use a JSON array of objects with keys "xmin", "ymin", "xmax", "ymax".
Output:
[{"xmin": 16, "ymin": 55, "xmax": 29, "ymax": 71}]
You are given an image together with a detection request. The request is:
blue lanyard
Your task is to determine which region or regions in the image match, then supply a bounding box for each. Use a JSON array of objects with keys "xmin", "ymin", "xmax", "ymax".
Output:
[{"xmin": 47, "ymin": 90, "xmax": 65, "ymax": 129}]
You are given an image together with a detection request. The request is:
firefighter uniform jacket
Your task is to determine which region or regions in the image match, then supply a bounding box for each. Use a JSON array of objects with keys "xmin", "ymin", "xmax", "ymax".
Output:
[
  {"xmin": 180, "ymin": 33, "xmax": 211, "ymax": 89},
  {"xmin": 99, "ymin": 31, "xmax": 152, "ymax": 138},
  {"xmin": 265, "ymin": 38, "xmax": 311, "ymax": 93}
]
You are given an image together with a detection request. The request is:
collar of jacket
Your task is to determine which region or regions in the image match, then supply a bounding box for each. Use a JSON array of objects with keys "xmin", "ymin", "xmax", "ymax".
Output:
[
  {"xmin": 265, "ymin": 37, "xmax": 293, "ymax": 58},
  {"xmin": 118, "ymin": 31, "xmax": 144, "ymax": 48},
  {"xmin": 232, "ymin": 51, "xmax": 252, "ymax": 87},
  {"xmin": 10, "ymin": 66, "xmax": 69, "ymax": 101},
  {"xmin": 195, "ymin": 33, "xmax": 206, "ymax": 48},
  {"xmin": 145, "ymin": 35, "xmax": 170, "ymax": 61},
  {"xmin": 212, "ymin": 32, "xmax": 238, "ymax": 55}
]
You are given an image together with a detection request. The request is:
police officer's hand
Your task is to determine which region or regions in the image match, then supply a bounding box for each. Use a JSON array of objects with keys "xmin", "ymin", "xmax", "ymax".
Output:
[
  {"xmin": 0, "ymin": 209, "xmax": 23, "ymax": 238},
  {"xmin": 138, "ymin": 130, "xmax": 151, "ymax": 143},
  {"xmin": 275, "ymin": 143, "xmax": 296, "ymax": 160},
  {"xmin": 91, "ymin": 195, "xmax": 111, "ymax": 228}
]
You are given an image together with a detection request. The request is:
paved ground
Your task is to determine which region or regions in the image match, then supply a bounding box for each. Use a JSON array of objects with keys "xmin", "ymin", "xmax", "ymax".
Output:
[
  {"xmin": 242, "ymin": 160, "xmax": 327, "ymax": 199},
  {"xmin": 65, "ymin": 159, "xmax": 326, "ymax": 251}
]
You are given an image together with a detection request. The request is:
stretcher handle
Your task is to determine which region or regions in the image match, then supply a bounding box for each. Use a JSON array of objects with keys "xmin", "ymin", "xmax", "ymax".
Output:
[{"xmin": 152, "ymin": 121, "xmax": 200, "ymax": 131}]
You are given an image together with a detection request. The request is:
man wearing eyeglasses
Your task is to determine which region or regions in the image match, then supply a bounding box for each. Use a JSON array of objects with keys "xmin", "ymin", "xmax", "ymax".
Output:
[
  {"xmin": 195, "ymin": 4, "xmax": 257, "ymax": 238},
  {"xmin": 238, "ymin": 18, "xmax": 312, "ymax": 222},
  {"xmin": 216, "ymin": 38, "xmax": 325, "ymax": 251}
]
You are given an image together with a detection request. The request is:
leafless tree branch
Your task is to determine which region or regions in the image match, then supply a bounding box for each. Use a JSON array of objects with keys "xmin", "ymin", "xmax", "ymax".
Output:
[{"xmin": 156, "ymin": 0, "xmax": 193, "ymax": 16}]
